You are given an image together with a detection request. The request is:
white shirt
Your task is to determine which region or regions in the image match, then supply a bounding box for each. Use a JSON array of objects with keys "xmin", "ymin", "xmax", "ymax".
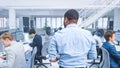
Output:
[{"xmin": 0, "ymin": 41, "xmax": 26, "ymax": 68}]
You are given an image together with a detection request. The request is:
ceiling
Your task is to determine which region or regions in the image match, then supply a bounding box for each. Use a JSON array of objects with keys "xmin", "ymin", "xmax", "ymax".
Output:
[{"xmin": 0, "ymin": 0, "xmax": 119, "ymax": 18}]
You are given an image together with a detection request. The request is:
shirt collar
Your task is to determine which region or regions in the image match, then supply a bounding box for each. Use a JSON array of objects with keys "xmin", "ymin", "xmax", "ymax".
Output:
[
  {"xmin": 10, "ymin": 41, "xmax": 16, "ymax": 46},
  {"xmin": 66, "ymin": 24, "xmax": 78, "ymax": 28}
]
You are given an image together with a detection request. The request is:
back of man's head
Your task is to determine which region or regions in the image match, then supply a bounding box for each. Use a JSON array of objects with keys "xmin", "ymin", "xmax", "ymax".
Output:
[
  {"xmin": 64, "ymin": 9, "xmax": 79, "ymax": 21},
  {"xmin": 29, "ymin": 29, "xmax": 36, "ymax": 35}
]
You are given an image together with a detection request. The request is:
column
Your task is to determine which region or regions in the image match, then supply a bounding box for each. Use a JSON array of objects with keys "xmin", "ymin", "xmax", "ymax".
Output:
[
  {"xmin": 9, "ymin": 8, "xmax": 16, "ymax": 29},
  {"xmin": 114, "ymin": 8, "xmax": 120, "ymax": 31}
]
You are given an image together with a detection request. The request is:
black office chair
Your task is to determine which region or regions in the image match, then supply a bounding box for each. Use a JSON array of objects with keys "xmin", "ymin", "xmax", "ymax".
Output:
[
  {"xmin": 35, "ymin": 56, "xmax": 48, "ymax": 68},
  {"xmin": 34, "ymin": 47, "xmax": 51, "ymax": 68}
]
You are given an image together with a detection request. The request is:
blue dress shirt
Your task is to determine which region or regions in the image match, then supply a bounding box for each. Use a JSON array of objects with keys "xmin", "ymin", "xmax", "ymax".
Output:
[
  {"xmin": 48, "ymin": 24, "xmax": 97, "ymax": 67},
  {"xmin": 102, "ymin": 41, "xmax": 120, "ymax": 68}
]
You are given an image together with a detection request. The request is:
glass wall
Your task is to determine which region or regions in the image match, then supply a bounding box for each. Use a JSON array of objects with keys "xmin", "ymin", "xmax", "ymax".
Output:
[
  {"xmin": 36, "ymin": 17, "xmax": 63, "ymax": 29},
  {"xmin": 97, "ymin": 17, "xmax": 108, "ymax": 29},
  {"xmin": 87, "ymin": 17, "xmax": 108, "ymax": 29},
  {"xmin": 36, "ymin": 17, "xmax": 83, "ymax": 29},
  {"xmin": 0, "ymin": 17, "xmax": 8, "ymax": 28}
]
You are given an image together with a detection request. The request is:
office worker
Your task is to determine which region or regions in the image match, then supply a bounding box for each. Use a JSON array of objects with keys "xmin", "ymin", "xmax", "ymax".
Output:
[
  {"xmin": 29, "ymin": 29, "xmax": 42, "ymax": 63},
  {"xmin": 48, "ymin": 9, "xmax": 97, "ymax": 68},
  {"xmin": 102, "ymin": 30, "xmax": 120, "ymax": 68},
  {"xmin": 0, "ymin": 32, "xmax": 26, "ymax": 68},
  {"xmin": 93, "ymin": 29, "xmax": 105, "ymax": 47}
]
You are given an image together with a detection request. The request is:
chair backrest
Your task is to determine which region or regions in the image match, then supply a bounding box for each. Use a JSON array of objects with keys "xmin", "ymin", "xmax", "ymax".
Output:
[
  {"xmin": 42, "ymin": 36, "xmax": 51, "ymax": 56},
  {"xmin": 31, "ymin": 47, "xmax": 37, "ymax": 68},
  {"xmin": 99, "ymin": 47, "xmax": 110, "ymax": 68}
]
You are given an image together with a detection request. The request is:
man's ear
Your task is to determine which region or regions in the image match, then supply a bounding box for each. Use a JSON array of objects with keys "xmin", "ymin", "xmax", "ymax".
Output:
[
  {"xmin": 109, "ymin": 37, "xmax": 112, "ymax": 41},
  {"xmin": 64, "ymin": 17, "xmax": 67, "ymax": 23},
  {"xmin": 64, "ymin": 17, "xmax": 69, "ymax": 24}
]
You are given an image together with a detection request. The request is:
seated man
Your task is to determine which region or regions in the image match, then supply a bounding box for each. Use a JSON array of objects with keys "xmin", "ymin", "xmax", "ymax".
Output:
[
  {"xmin": 29, "ymin": 29, "xmax": 43, "ymax": 63},
  {"xmin": 0, "ymin": 32, "xmax": 26, "ymax": 68},
  {"xmin": 102, "ymin": 30, "xmax": 120, "ymax": 68}
]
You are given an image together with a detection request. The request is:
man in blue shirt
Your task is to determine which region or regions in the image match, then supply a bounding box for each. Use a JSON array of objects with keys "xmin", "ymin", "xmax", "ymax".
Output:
[
  {"xmin": 102, "ymin": 30, "xmax": 120, "ymax": 68},
  {"xmin": 48, "ymin": 9, "xmax": 97, "ymax": 68}
]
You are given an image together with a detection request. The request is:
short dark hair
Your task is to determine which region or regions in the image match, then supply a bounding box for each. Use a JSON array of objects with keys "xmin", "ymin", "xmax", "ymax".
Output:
[
  {"xmin": 29, "ymin": 29, "xmax": 36, "ymax": 34},
  {"xmin": 104, "ymin": 30, "xmax": 115, "ymax": 41},
  {"xmin": 45, "ymin": 27, "xmax": 51, "ymax": 35},
  {"xmin": 64, "ymin": 9, "xmax": 79, "ymax": 20}
]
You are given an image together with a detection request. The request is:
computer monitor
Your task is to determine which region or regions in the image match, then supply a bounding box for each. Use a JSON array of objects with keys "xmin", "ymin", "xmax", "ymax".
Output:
[
  {"xmin": 15, "ymin": 31, "xmax": 24, "ymax": 42},
  {"xmin": 12, "ymin": 31, "xmax": 24, "ymax": 42}
]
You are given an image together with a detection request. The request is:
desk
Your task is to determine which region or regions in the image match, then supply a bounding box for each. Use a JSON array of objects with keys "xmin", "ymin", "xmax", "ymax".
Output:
[
  {"xmin": 115, "ymin": 45, "xmax": 120, "ymax": 51},
  {"xmin": 23, "ymin": 44, "xmax": 32, "ymax": 54}
]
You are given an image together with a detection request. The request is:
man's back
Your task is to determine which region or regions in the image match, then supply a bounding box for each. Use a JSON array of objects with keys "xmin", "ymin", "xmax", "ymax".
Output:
[
  {"xmin": 32, "ymin": 34, "xmax": 42, "ymax": 56},
  {"xmin": 11, "ymin": 41, "xmax": 26, "ymax": 68},
  {"xmin": 49, "ymin": 24, "xmax": 97, "ymax": 67}
]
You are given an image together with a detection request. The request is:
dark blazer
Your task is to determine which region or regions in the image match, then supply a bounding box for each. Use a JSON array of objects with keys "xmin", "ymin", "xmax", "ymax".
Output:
[
  {"xmin": 30, "ymin": 34, "xmax": 42, "ymax": 56},
  {"xmin": 102, "ymin": 41, "xmax": 120, "ymax": 68}
]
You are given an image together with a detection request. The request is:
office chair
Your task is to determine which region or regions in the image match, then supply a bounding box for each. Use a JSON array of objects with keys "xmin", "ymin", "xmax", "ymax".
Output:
[
  {"xmin": 31, "ymin": 47, "xmax": 37, "ymax": 68},
  {"xmin": 34, "ymin": 45, "xmax": 51, "ymax": 68},
  {"xmin": 99, "ymin": 47, "xmax": 110, "ymax": 68},
  {"xmin": 89, "ymin": 47, "xmax": 110, "ymax": 68},
  {"xmin": 35, "ymin": 56, "xmax": 48, "ymax": 68},
  {"xmin": 89, "ymin": 46, "xmax": 102, "ymax": 68}
]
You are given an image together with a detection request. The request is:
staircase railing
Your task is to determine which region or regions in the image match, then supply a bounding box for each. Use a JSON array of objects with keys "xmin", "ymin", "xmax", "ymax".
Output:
[{"xmin": 79, "ymin": 0, "xmax": 120, "ymax": 28}]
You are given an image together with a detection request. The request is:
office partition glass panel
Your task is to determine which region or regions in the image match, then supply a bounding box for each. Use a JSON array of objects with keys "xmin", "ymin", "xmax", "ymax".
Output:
[
  {"xmin": 41, "ymin": 18, "xmax": 45, "ymax": 28},
  {"xmin": 36, "ymin": 18, "xmax": 41, "ymax": 28},
  {"xmin": 56, "ymin": 18, "xmax": 62, "ymax": 28},
  {"xmin": 51, "ymin": 18, "xmax": 56, "ymax": 28},
  {"xmin": 46, "ymin": 18, "xmax": 51, "ymax": 27}
]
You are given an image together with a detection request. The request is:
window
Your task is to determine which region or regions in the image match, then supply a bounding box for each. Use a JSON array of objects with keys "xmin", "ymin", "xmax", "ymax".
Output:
[
  {"xmin": 98, "ymin": 18, "xmax": 108, "ymax": 29},
  {"xmin": 56, "ymin": 18, "xmax": 62, "ymax": 28},
  {"xmin": 41, "ymin": 18, "xmax": 46, "ymax": 28},
  {"xmin": 51, "ymin": 18, "xmax": 56, "ymax": 28},
  {"xmin": 0, "ymin": 18, "xmax": 7, "ymax": 28},
  {"xmin": 36, "ymin": 18, "xmax": 41, "ymax": 28},
  {"xmin": 35, "ymin": 17, "xmax": 64, "ymax": 29},
  {"xmin": 46, "ymin": 18, "xmax": 51, "ymax": 27}
]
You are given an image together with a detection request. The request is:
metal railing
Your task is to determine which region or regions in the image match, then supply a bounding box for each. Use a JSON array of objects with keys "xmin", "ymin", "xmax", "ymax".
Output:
[{"xmin": 79, "ymin": 0, "xmax": 120, "ymax": 28}]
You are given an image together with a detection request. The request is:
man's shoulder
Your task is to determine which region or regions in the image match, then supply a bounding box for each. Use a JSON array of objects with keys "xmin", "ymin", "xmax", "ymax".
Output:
[
  {"xmin": 103, "ymin": 42, "xmax": 114, "ymax": 49},
  {"xmin": 80, "ymin": 28, "xmax": 90, "ymax": 32},
  {"xmin": 35, "ymin": 34, "xmax": 42, "ymax": 38},
  {"xmin": 79, "ymin": 29, "xmax": 92, "ymax": 35}
]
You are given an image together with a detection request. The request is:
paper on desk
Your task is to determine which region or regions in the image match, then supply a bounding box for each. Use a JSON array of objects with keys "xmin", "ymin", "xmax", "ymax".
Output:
[
  {"xmin": 115, "ymin": 45, "xmax": 120, "ymax": 51},
  {"xmin": 23, "ymin": 44, "xmax": 32, "ymax": 53}
]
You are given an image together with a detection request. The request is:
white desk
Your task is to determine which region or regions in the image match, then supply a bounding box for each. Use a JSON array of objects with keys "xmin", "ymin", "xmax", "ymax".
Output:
[
  {"xmin": 115, "ymin": 45, "xmax": 120, "ymax": 51},
  {"xmin": 23, "ymin": 43, "xmax": 32, "ymax": 54},
  {"xmin": 22, "ymin": 43, "xmax": 32, "ymax": 68}
]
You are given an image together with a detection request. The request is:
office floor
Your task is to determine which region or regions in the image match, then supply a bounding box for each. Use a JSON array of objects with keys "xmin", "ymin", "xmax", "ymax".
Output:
[
  {"xmin": 37, "ymin": 59, "xmax": 99, "ymax": 68},
  {"xmin": 36, "ymin": 59, "xmax": 59, "ymax": 68}
]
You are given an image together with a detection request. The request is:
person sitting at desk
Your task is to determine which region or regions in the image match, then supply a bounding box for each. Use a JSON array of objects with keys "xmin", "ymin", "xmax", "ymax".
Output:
[
  {"xmin": 0, "ymin": 32, "xmax": 26, "ymax": 68},
  {"xmin": 29, "ymin": 29, "xmax": 43, "ymax": 63},
  {"xmin": 102, "ymin": 30, "xmax": 120, "ymax": 68}
]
